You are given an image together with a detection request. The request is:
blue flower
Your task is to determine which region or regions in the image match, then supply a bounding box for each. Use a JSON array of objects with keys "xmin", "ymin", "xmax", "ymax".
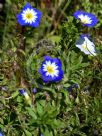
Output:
[
  {"xmin": 19, "ymin": 89, "xmax": 30, "ymax": 100},
  {"xmin": 19, "ymin": 89, "xmax": 31, "ymax": 105},
  {"xmin": 17, "ymin": 3, "xmax": 42, "ymax": 27},
  {"xmin": 73, "ymin": 10, "xmax": 98, "ymax": 27},
  {"xmin": 76, "ymin": 35, "xmax": 97, "ymax": 56},
  {"xmin": 32, "ymin": 88, "xmax": 37, "ymax": 94},
  {"xmin": 0, "ymin": 131, "xmax": 4, "ymax": 136},
  {"xmin": 38, "ymin": 56, "xmax": 64, "ymax": 82},
  {"xmin": 66, "ymin": 84, "xmax": 79, "ymax": 92},
  {"xmin": 19, "ymin": 89, "xmax": 26, "ymax": 95}
]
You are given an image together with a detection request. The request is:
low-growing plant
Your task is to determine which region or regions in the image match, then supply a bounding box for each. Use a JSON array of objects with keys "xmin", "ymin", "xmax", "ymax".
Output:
[{"xmin": 0, "ymin": 0, "xmax": 102, "ymax": 136}]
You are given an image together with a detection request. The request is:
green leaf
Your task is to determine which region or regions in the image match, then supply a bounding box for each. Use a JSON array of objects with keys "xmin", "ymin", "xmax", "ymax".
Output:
[
  {"xmin": 12, "ymin": 91, "xmax": 19, "ymax": 98},
  {"xmin": 48, "ymin": 35, "xmax": 61, "ymax": 43},
  {"xmin": 26, "ymin": 107, "xmax": 37, "ymax": 120},
  {"xmin": 39, "ymin": 100, "xmax": 46, "ymax": 107},
  {"xmin": 24, "ymin": 130, "xmax": 32, "ymax": 136},
  {"xmin": 43, "ymin": 128, "xmax": 53, "ymax": 136},
  {"xmin": 63, "ymin": 83, "xmax": 70, "ymax": 88},
  {"xmin": 42, "ymin": 86, "xmax": 56, "ymax": 94},
  {"xmin": 37, "ymin": 102, "xmax": 43, "ymax": 116}
]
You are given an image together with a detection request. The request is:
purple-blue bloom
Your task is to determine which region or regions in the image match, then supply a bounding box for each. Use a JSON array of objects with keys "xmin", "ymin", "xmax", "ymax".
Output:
[
  {"xmin": 19, "ymin": 89, "xmax": 30, "ymax": 102},
  {"xmin": 66, "ymin": 84, "xmax": 79, "ymax": 92},
  {"xmin": 19, "ymin": 89, "xmax": 26, "ymax": 95},
  {"xmin": 32, "ymin": 88, "xmax": 37, "ymax": 94},
  {"xmin": 0, "ymin": 131, "xmax": 4, "ymax": 136},
  {"xmin": 80, "ymin": 34, "xmax": 90, "ymax": 39},
  {"xmin": 38, "ymin": 56, "xmax": 64, "ymax": 82},
  {"xmin": 73, "ymin": 10, "xmax": 98, "ymax": 27},
  {"xmin": 17, "ymin": 3, "xmax": 42, "ymax": 27}
]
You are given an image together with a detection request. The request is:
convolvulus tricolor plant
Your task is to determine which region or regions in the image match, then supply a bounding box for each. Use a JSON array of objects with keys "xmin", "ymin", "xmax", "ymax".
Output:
[{"xmin": 0, "ymin": 1, "xmax": 102, "ymax": 136}]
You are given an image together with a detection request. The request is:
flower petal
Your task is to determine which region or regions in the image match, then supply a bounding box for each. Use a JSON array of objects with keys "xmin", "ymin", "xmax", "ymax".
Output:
[
  {"xmin": 17, "ymin": 3, "xmax": 42, "ymax": 27},
  {"xmin": 38, "ymin": 56, "xmax": 64, "ymax": 82},
  {"xmin": 73, "ymin": 10, "xmax": 98, "ymax": 27},
  {"xmin": 76, "ymin": 35, "xmax": 97, "ymax": 56}
]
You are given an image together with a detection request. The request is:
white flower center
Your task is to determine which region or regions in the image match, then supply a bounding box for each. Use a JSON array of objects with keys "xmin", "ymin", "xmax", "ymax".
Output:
[
  {"xmin": 43, "ymin": 61, "xmax": 59, "ymax": 78},
  {"xmin": 22, "ymin": 8, "xmax": 37, "ymax": 24},
  {"xmin": 78, "ymin": 14, "xmax": 92, "ymax": 24}
]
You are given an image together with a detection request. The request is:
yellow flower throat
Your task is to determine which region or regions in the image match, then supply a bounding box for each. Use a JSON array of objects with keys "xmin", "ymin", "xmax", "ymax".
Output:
[
  {"xmin": 82, "ymin": 44, "xmax": 88, "ymax": 50},
  {"xmin": 81, "ymin": 19, "xmax": 87, "ymax": 24},
  {"xmin": 26, "ymin": 13, "xmax": 33, "ymax": 19},
  {"xmin": 47, "ymin": 66, "xmax": 54, "ymax": 74}
]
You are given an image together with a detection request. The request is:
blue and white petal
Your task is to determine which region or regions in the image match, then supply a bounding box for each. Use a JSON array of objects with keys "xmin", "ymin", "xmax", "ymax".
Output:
[
  {"xmin": 73, "ymin": 10, "xmax": 98, "ymax": 27},
  {"xmin": 19, "ymin": 89, "xmax": 30, "ymax": 100},
  {"xmin": 38, "ymin": 56, "xmax": 64, "ymax": 82},
  {"xmin": 17, "ymin": 3, "xmax": 42, "ymax": 27},
  {"xmin": 76, "ymin": 35, "xmax": 97, "ymax": 56}
]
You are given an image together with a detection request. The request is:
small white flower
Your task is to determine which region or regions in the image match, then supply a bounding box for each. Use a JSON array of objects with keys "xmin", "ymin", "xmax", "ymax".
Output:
[{"xmin": 76, "ymin": 36, "xmax": 97, "ymax": 56}]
